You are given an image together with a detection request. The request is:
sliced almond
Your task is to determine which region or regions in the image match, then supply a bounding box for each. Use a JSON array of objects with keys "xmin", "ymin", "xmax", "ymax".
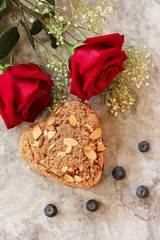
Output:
[
  {"xmin": 84, "ymin": 124, "xmax": 93, "ymax": 132},
  {"xmin": 63, "ymin": 138, "xmax": 78, "ymax": 146},
  {"xmin": 93, "ymin": 171, "xmax": 102, "ymax": 185},
  {"xmin": 32, "ymin": 141, "xmax": 39, "ymax": 147},
  {"xmin": 44, "ymin": 129, "xmax": 48, "ymax": 137},
  {"xmin": 65, "ymin": 145, "xmax": 72, "ymax": 154},
  {"xmin": 61, "ymin": 166, "xmax": 68, "ymax": 173},
  {"xmin": 32, "ymin": 125, "xmax": 42, "ymax": 140},
  {"xmin": 38, "ymin": 135, "xmax": 44, "ymax": 148},
  {"xmin": 48, "ymin": 143, "xmax": 55, "ymax": 151},
  {"xmin": 74, "ymin": 175, "xmax": 82, "ymax": 182},
  {"xmin": 63, "ymin": 174, "xmax": 74, "ymax": 183},
  {"xmin": 54, "ymin": 106, "xmax": 62, "ymax": 115},
  {"xmin": 84, "ymin": 146, "xmax": 97, "ymax": 161},
  {"xmin": 89, "ymin": 128, "xmax": 102, "ymax": 140},
  {"xmin": 78, "ymin": 163, "xmax": 84, "ymax": 172},
  {"xmin": 47, "ymin": 130, "xmax": 56, "ymax": 139},
  {"xmin": 57, "ymin": 151, "xmax": 66, "ymax": 157},
  {"xmin": 97, "ymin": 142, "xmax": 106, "ymax": 152},
  {"xmin": 47, "ymin": 116, "xmax": 56, "ymax": 126},
  {"xmin": 68, "ymin": 167, "xmax": 74, "ymax": 172},
  {"xmin": 69, "ymin": 114, "xmax": 77, "ymax": 127},
  {"xmin": 99, "ymin": 154, "xmax": 104, "ymax": 169}
]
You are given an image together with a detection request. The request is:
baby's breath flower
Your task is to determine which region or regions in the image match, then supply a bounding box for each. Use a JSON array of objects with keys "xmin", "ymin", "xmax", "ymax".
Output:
[
  {"xmin": 103, "ymin": 46, "xmax": 152, "ymax": 114},
  {"xmin": 70, "ymin": 0, "xmax": 115, "ymax": 34},
  {"xmin": 28, "ymin": 17, "xmax": 35, "ymax": 23},
  {"xmin": 58, "ymin": 16, "xmax": 64, "ymax": 22}
]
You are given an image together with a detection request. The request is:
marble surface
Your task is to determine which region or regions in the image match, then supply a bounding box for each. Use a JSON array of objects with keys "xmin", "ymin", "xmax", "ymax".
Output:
[{"xmin": 0, "ymin": 0, "xmax": 160, "ymax": 239}]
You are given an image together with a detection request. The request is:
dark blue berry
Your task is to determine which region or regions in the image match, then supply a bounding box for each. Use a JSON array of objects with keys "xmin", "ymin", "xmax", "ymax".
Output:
[
  {"xmin": 112, "ymin": 166, "xmax": 126, "ymax": 180},
  {"xmin": 138, "ymin": 141, "xmax": 150, "ymax": 153},
  {"xmin": 86, "ymin": 199, "xmax": 99, "ymax": 212},
  {"xmin": 44, "ymin": 204, "xmax": 57, "ymax": 217},
  {"xmin": 136, "ymin": 185, "xmax": 149, "ymax": 199}
]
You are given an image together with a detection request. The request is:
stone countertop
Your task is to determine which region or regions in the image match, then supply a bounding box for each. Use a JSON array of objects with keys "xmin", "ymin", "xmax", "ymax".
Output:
[{"xmin": 0, "ymin": 0, "xmax": 160, "ymax": 239}]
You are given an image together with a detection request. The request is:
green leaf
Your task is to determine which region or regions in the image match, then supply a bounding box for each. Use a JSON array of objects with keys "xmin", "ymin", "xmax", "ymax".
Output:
[
  {"xmin": 0, "ymin": 62, "xmax": 11, "ymax": 74},
  {"xmin": 20, "ymin": 20, "xmax": 35, "ymax": 49},
  {"xmin": 46, "ymin": 0, "xmax": 55, "ymax": 5},
  {"xmin": 49, "ymin": 35, "xmax": 57, "ymax": 49},
  {"xmin": 0, "ymin": 0, "xmax": 11, "ymax": 18},
  {"xmin": 30, "ymin": 20, "xmax": 43, "ymax": 35},
  {"xmin": 0, "ymin": 27, "xmax": 20, "ymax": 60},
  {"xmin": 62, "ymin": 23, "xmax": 69, "ymax": 33}
]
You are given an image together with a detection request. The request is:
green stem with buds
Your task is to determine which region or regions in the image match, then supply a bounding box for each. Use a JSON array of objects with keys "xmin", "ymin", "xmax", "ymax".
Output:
[{"xmin": 12, "ymin": 0, "xmax": 46, "ymax": 26}]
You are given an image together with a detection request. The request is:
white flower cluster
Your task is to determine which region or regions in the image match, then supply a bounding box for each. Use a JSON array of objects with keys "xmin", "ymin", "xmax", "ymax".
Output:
[
  {"xmin": 70, "ymin": 0, "xmax": 115, "ymax": 34},
  {"xmin": 103, "ymin": 46, "xmax": 153, "ymax": 115}
]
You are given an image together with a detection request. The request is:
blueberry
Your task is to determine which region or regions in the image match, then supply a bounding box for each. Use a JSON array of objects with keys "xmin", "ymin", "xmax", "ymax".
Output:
[
  {"xmin": 86, "ymin": 199, "xmax": 99, "ymax": 212},
  {"xmin": 44, "ymin": 204, "xmax": 57, "ymax": 217},
  {"xmin": 112, "ymin": 166, "xmax": 126, "ymax": 180},
  {"xmin": 138, "ymin": 141, "xmax": 150, "ymax": 153},
  {"xmin": 136, "ymin": 185, "xmax": 149, "ymax": 199}
]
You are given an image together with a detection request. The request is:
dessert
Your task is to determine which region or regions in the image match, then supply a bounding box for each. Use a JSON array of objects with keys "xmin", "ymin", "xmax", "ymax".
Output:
[{"xmin": 19, "ymin": 100, "xmax": 105, "ymax": 189}]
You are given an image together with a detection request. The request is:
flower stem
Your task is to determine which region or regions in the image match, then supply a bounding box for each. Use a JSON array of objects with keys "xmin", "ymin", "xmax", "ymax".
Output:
[
  {"xmin": 63, "ymin": 40, "xmax": 75, "ymax": 55},
  {"xmin": 12, "ymin": 0, "xmax": 46, "ymax": 26},
  {"xmin": 75, "ymin": 26, "xmax": 87, "ymax": 38},
  {"xmin": 33, "ymin": 37, "xmax": 61, "ymax": 61},
  {"xmin": 66, "ymin": 30, "xmax": 79, "ymax": 41}
]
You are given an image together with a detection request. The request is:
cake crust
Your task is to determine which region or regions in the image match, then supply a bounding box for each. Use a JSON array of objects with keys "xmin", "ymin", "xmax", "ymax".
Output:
[{"xmin": 19, "ymin": 101, "xmax": 105, "ymax": 189}]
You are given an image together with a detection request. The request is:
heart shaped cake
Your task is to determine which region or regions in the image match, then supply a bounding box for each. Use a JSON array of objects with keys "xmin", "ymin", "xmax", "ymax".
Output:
[{"xmin": 19, "ymin": 101, "xmax": 105, "ymax": 189}]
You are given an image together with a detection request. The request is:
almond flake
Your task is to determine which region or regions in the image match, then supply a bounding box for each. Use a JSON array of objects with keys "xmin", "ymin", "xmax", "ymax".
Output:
[
  {"xmin": 54, "ymin": 106, "xmax": 62, "ymax": 115},
  {"xmin": 68, "ymin": 167, "xmax": 74, "ymax": 172},
  {"xmin": 57, "ymin": 152, "xmax": 66, "ymax": 157},
  {"xmin": 69, "ymin": 114, "xmax": 77, "ymax": 127},
  {"xmin": 47, "ymin": 130, "xmax": 56, "ymax": 139},
  {"xmin": 47, "ymin": 116, "xmax": 56, "ymax": 126},
  {"xmin": 99, "ymin": 155, "xmax": 104, "ymax": 169},
  {"xmin": 32, "ymin": 141, "xmax": 39, "ymax": 147},
  {"xmin": 97, "ymin": 142, "xmax": 106, "ymax": 152},
  {"xmin": 44, "ymin": 130, "xmax": 48, "ymax": 137},
  {"xmin": 74, "ymin": 175, "xmax": 82, "ymax": 182},
  {"xmin": 93, "ymin": 171, "xmax": 102, "ymax": 185},
  {"xmin": 65, "ymin": 145, "xmax": 72, "ymax": 154},
  {"xmin": 84, "ymin": 124, "xmax": 93, "ymax": 132},
  {"xmin": 64, "ymin": 174, "xmax": 74, "ymax": 183},
  {"xmin": 32, "ymin": 125, "xmax": 42, "ymax": 140},
  {"xmin": 38, "ymin": 135, "xmax": 44, "ymax": 148},
  {"xmin": 61, "ymin": 166, "xmax": 68, "ymax": 173},
  {"xmin": 48, "ymin": 143, "xmax": 55, "ymax": 150},
  {"xmin": 63, "ymin": 138, "xmax": 78, "ymax": 146},
  {"xmin": 84, "ymin": 146, "xmax": 97, "ymax": 161},
  {"xmin": 89, "ymin": 128, "xmax": 102, "ymax": 140},
  {"xmin": 78, "ymin": 163, "xmax": 84, "ymax": 171}
]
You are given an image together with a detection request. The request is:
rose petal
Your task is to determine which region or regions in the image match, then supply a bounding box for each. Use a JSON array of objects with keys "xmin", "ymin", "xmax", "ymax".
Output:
[{"xmin": 84, "ymin": 33, "xmax": 124, "ymax": 49}]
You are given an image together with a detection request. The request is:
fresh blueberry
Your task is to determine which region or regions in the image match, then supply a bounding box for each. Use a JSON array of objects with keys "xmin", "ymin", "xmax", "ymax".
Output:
[
  {"xmin": 86, "ymin": 199, "xmax": 99, "ymax": 212},
  {"xmin": 136, "ymin": 185, "xmax": 149, "ymax": 199},
  {"xmin": 112, "ymin": 166, "xmax": 126, "ymax": 180},
  {"xmin": 44, "ymin": 204, "xmax": 57, "ymax": 217},
  {"xmin": 138, "ymin": 141, "xmax": 150, "ymax": 153}
]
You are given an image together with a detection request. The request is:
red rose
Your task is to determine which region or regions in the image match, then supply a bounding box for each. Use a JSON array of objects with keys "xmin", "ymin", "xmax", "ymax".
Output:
[
  {"xmin": 0, "ymin": 63, "xmax": 53, "ymax": 128},
  {"xmin": 69, "ymin": 33, "xmax": 127, "ymax": 100}
]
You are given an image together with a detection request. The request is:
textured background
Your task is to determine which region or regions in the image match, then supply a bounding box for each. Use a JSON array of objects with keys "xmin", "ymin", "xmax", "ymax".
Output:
[{"xmin": 0, "ymin": 0, "xmax": 160, "ymax": 239}]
